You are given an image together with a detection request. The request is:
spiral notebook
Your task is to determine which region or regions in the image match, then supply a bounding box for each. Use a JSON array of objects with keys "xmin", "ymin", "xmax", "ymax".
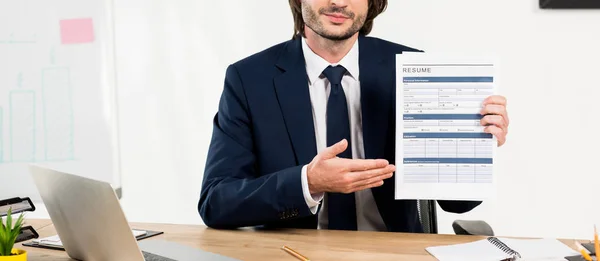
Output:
[{"xmin": 426, "ymin": 237, "xmax": 579, "ymax": 261}]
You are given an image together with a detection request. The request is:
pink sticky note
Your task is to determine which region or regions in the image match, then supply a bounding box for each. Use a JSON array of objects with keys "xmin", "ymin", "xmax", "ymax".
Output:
[{"xmin": 60, "ymin": 18, "xmax": 94, "ymax": 44}]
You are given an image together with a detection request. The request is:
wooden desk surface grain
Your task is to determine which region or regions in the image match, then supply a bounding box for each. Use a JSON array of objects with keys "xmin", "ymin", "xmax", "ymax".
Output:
[{"xmin": 19, "ymin": 219, "xmax": 579, "ymax": 261}]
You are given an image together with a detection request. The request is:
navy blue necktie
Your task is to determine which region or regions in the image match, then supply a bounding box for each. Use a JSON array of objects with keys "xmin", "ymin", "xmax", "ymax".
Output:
[{"xmin": 322, "ymin": 65, "xmax": 357, "ymax": 231}]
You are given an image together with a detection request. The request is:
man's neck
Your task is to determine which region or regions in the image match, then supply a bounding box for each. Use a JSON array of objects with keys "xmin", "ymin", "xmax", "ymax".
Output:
[{"xmin": 304, "ymin": 28, "xmax": 358, "ymax": 64}]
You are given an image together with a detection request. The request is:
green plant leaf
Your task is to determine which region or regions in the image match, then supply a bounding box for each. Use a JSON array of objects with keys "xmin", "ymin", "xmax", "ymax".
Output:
[
  {"xmin": 0, "ymin": 212, "xmax": 6, "ymax": 256},
  {"xmin": 0, "ymin": 208, "xmax": 25, "ymax": 256},
  {"xmin": 0, "ymin": 211, "xmax": 7, "ymax": 256},
  {"xmin": 8, "ymin": 216, "xmax": 22, "ymax": 250},
  {"xmin": 0, "ymin": 237, "xmax": 5, "ymax": 256},
  {"xmin": 15, "ymin": 213, "xmax": 24, "ymax": 227},
  {"xmin": 5, "ymin": 209, "xmax": 11, "ymax": 238}
]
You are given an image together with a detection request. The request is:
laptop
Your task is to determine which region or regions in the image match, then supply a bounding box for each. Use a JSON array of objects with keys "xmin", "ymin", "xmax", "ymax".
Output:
[{"xmin": 29, "ymin": 165, "xmax": 239, "ymax": 261}]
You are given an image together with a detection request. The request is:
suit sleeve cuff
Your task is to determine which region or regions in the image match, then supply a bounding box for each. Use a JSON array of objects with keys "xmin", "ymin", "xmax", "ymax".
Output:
[{"xmin": 301, "ymin": 165, "xmax": 323, "ymax": 214}]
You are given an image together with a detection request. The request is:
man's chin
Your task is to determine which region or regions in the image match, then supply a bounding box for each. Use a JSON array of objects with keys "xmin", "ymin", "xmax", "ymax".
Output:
[
  {"xmin": 316, "ymin": 27, "xmax": 356, "ymax": 41},
  {"xmin": 320, "ymin": 32, "xmax": 355, "ymax": 41}
]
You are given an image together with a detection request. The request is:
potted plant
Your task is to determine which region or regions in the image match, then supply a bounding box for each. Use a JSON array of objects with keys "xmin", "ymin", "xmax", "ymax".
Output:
[{"xmin": 0, "ymin": 208, "xmax": 26, "ymax": 261}]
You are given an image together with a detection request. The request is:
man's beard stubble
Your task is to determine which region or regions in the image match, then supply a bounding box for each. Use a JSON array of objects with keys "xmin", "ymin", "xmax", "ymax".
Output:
[{"xmin": 301, "ymin": 2, "xmax": 366, "ymax": 41}]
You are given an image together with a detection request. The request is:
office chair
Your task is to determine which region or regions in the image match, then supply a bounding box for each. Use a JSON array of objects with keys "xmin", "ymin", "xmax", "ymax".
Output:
[{"xmin": 417, "ymin": 200, "xmax": 494, "ymax": 236}]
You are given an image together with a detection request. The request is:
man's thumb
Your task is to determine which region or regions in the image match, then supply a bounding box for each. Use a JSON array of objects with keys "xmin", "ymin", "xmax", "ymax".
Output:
[{"xmin": 321, "ymin": 139, "xmax": 348, "ymax": 159}]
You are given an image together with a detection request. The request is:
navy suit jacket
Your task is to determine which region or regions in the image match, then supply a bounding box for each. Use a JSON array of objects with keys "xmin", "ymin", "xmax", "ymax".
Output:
[{"xmin": 198, "ymin": 35, "xmax": 481, "ymax": 232}]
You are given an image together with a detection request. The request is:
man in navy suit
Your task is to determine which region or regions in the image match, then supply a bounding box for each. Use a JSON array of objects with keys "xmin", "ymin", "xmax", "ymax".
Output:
[{"xmin": 198, "ymin": 0, "xmax": 509, "ymax": 232}]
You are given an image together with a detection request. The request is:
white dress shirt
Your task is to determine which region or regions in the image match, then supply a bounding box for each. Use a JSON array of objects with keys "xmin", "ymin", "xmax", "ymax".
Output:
[{"xmin": 299, "ymin": 37, "xmax": 387, "ymax": 231}]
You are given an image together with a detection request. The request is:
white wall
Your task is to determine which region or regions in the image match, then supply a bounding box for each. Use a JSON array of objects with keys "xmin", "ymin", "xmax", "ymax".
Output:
[
  {"xmin": 389, "ymin": 1, "xmax": 600, "ymax": 240},
  {"xmin": 110, "ymin": 0, "xmax": 600, "ymax": 240},
  {"xmin": 113, "ymin": 0, "xmax": 294, "ymax": 225}
]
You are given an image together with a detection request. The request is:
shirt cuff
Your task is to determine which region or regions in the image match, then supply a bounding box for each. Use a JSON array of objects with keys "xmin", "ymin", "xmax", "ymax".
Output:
[{"xmin": 301, "ymin": 165, "xmax": 323, "ymax": 214}]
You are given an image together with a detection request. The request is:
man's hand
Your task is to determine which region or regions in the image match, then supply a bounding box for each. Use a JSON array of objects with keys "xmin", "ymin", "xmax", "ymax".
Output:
[
  {"xmin": 481, "ymin": 95, "xmax": 509, "ymax": 146},
  {"xmin": 306, "ymin": 139, "xmax": 395, "ymax": 194}
]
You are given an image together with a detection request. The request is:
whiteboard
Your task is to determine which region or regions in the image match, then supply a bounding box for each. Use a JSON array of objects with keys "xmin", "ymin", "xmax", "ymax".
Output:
[{"xmin": 0, "ymin": 0, "xmax": 121, "ymax": 201}]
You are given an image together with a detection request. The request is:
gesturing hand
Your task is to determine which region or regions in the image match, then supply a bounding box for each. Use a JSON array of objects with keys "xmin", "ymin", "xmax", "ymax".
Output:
[{"xmin": 306, "ymin": 139, "xmax": 396, "ymax": 194}]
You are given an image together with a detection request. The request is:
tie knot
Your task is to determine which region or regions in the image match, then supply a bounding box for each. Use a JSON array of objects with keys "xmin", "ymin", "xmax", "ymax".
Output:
[{"xmin": 322, "ymin": 65, "xmax": 347, "ymax": 86}]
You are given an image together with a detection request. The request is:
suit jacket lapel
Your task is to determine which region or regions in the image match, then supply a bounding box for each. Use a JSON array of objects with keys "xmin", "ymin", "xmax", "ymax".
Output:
[{"xmin": 274, "ymin": 38, "xmax": 318, "ymax": 166}]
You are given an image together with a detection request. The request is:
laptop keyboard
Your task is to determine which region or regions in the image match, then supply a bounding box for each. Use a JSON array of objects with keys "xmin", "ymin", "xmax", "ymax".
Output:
[{"xmin": 143, "ymin": 251, "xmax": 177, "ymax": 261}]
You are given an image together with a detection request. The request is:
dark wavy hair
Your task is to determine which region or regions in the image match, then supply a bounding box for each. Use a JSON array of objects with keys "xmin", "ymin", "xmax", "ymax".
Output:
[{"xmin": 288, "ymin": 0, "xmax": 388, "ymax": 39}]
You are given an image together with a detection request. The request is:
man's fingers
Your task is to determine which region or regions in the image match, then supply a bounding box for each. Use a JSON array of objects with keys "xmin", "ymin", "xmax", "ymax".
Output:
[
  {"xmin": 482, "ymin": 95, "xmax": 507, "ymax": 106},
  {"xmin": 320, "ymin": 139, "xmax": 348, "ymax": 160},
  {"xmin": 480, "ymin": 104, "xmax": 506, "ymax": 116},
  {"xmin": 485, "ymin": 125, "xmax": 506, "ymax": 146},
  {"xmin": 342, "ymin": 158, "xmax": 389, "ymax": 171},
  {"xmin": 348, "ymin": 165, "xmax": 396, "ymax": 182},
  {"xmin": 352, "ymin": 179, "xmax": 387, "ymax": 192},
  {"xmin": 338, "ymin": 165, "xmax": 395, "ymax": 193},
  {"xmin": 480, "ymin": 115, "xmax": 507, "ymax": 132},
  {"xmin": 350, "ymin": 170, "xmax": 394, "ymax": 190}
]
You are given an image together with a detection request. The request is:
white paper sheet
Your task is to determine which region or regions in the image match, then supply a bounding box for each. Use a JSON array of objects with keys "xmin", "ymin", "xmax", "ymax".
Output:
[{"xmin": 395, "ymin": 53, "xmax": 497, "ymax": 200}]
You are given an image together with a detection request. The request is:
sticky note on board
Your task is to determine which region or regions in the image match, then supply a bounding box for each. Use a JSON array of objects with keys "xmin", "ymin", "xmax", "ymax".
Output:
[{"xmin": 60, "ymin": 18, "xmax": 94, "ymax": 44}]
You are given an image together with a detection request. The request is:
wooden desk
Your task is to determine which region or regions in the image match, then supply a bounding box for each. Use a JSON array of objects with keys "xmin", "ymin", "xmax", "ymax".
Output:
[{"xmin": 20, "ymin": 219, "xmax": 578, "ymax": 261}]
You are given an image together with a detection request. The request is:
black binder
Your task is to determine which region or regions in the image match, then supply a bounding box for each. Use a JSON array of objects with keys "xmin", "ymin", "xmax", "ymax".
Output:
[
  {"xmin": 0, "ymin": 197, "xmax": 36, "ymax": 216},
  {"xmin": 564, "ymin": 242, "xmax": 599, "ymax": 261},
  {"xmin": 15, "ymin": 226, "xmax": 40, "ymax": 243},
  {"xmin": 1, "ymin": 197, "xmax": 40, "ymax": 243},
  {"xmin": 581, "ymin": 242, "xmax": 597, "ymax": 255}
]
